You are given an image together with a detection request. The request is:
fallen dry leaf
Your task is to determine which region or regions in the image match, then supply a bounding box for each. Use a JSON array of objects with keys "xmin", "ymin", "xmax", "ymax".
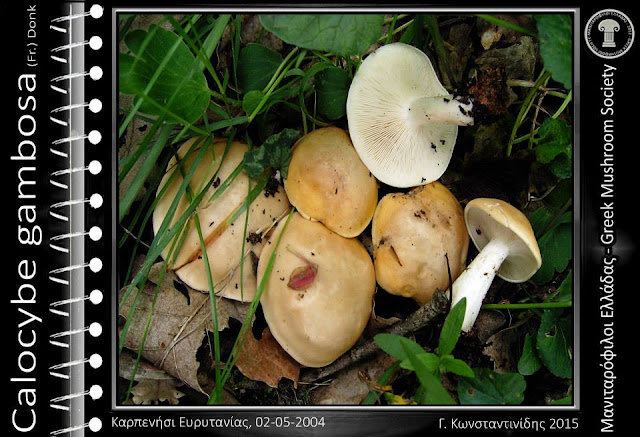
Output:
[
  {"xmin": 310, "ymin": 352, "xmax": 396, "ymax": 405},
  {"xmin": 119, "ymin": 267, "xmax": 249, "ymax": 394},
  {"xmin": 131, "ymin": 379, "xmax": 185, "ymax": 405},
  {"xmin": 483, "ymin": 328, "xmax": 519, "ymax": 373},
  {"xmin": 236, "ymin": 328, "xmax": 300, "ymax": 389},
  {"xmin": 119, "ymin": 349, "xmax": 175, "ymax": 381}
]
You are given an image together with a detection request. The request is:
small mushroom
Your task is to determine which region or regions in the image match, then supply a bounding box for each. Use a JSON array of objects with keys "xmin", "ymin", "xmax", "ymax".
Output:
[
  {"xmin": 284, "ymin": 127, "xmax": 378, "ymax": 238},
  {"xmin": 258, "ymin": 213, "xmax": 376, "ymax": 367},
  {"xmin": 372, "ymin": 182, "xmax": 469, "ymax": 305},
  {"xmin": 346, "ymin": 42, "xmax": 474, "ymax": 188},
  {"xmin": 153, "ymin": 137, "xmax": 291, "ymax": 301},
  {"xmin": 450, "ymin": 198, "xmax": 542, "ymax": 331}
]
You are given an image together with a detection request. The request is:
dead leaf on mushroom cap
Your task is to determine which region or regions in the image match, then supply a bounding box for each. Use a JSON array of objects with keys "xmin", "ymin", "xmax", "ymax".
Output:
[
  {"xmin": 236, "ymin": 328, "xmax": 300, "ymax": 389},
  {"xmin": 119, "ymin": 264, "xmax": 250, "ymax": 394}
]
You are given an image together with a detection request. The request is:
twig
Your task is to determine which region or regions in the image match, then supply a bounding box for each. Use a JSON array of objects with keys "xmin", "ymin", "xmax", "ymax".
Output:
[{"xmin": 300, "ymin": 291, "xmax": 449, "ymax": 383}]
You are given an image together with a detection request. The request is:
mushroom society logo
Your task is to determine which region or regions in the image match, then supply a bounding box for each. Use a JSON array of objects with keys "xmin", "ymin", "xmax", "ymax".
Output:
[{"xmin": 585, "ymin": 9, "xmax": 635, "ymax": 59}]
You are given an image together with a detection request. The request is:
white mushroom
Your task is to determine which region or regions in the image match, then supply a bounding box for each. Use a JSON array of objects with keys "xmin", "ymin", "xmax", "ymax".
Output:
[
  {"xmin": 346, "ymin": 42, "xmax": 474, "ymax": 188},
  {"xmin": 450, "ymin": 199, "xmax": 542, "ymax": 331}
]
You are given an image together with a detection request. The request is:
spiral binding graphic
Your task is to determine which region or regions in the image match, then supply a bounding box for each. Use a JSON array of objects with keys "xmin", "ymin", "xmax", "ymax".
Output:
[{"xmin": 48, "ymin": 3, "xmax": 104, "ymax": 435}]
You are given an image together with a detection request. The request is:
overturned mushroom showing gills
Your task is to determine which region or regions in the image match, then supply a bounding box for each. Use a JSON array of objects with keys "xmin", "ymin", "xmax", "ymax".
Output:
[
  {"xmin": 451, "ymin": 199, "xmax": 542, "ymax": 331},
  {"xmin": 152, "ymin": 137, "xmax": 290, "ymax": 301},
  {"xmin": 258, "ymin": 213, "xmax": 376, "ymax": 367},
  {"xmin": 346, "ymin": 42, "xmax": 474, "ymax": 188},
  {"xmin": 284, "ymin": 127, "xmax": 378, "ymax": 238},
  {"xmin": 372, "ymin": 182, "xmax": 469, "ymax": 305}
]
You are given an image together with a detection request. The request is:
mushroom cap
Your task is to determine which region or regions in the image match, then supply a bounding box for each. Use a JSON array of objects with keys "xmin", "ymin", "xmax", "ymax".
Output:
[
  {"xmin": 372, "ymin": 182, "xmax": 469, "ymax": 305},
  {"xmin": 153, "ymin": 137, "xmax": 290, "ymax": 301},
  {"xmin": 464, "ymin": 198, "xmax": 542, "ymax": 283},
  {"xmin": 258, "ymin": 213, "xmax": 376, "ymax": 367},
  {"xmin": 284, "ymin": 127, "xmax": 378, "ymax": 238},
  {"xmin": 346, "ymin": 42, "xmax": 457, "ymax": 188}
]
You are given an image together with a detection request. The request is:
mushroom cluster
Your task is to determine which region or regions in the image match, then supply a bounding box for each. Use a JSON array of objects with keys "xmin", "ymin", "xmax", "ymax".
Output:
[
  {"xmin": 257, "ymin": 127, "xmax": 378, "ymax": 367},
  {"xmin": 151, "ymin": 39, "xmax": 542, "ymax": 371},
  {"xmin": 155, "ymin": 133, "xmax": 378, "ymax": 368}
]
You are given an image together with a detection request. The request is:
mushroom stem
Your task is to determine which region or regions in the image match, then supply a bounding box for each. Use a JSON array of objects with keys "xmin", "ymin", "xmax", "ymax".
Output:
[
  {"xmin": 408, "ymin": 95, "xmax": 474, "ymax": 127},
  {"xmin": 450, "ymin": 237, "xmax": 510, "ymax": 332}
]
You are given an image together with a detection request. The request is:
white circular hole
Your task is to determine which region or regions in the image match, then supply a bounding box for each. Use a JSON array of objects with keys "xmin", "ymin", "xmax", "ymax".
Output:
[
  {"xmin": 89, "ymin": 226, "xmax": 102, "ymax": 241},
  {"xmin": 89, "ymin": 290, "xmax": 103, "ymax": 305},
  {"xmin": 88, "ymin": 417, "xmax": 103, "ymax": 432},
  {"xmin": 88, "ymin": 160, "xmax": 102, "ymax": 175},
  {"xmin": 89, "ymin": 99, "xmax": 102, "ymax": 113},
  {"xmin": 89, "ymin": 194, "xmax": 103, "ymax": 209},
  {"xmin": 89, "ymin": 258, "xmax": 103, "ymax": 273},
  {"xmin": 89, "ymin": 385, "xmax": 103, "ymax": 400},
  {"xmin": 89, "ymin": 5, "xmax": 104, "ymax": 19},
  {"xmin": 89, "ymin": 36, "xmax": 103, "ymax": 50},
  {"xmin": 88, "ymin": 130, "xmax": 102, "ymax": 145},
  {"xmin": 89, "ymin": 354, "xmax": 103, "ymax": 369},
  {"xmin": 89, "ymin": 66, "xmax": 103, "ymax": 80},
  {"xmin": 89, "ymin": 322, "xmax": 102, "ymax": 337}
]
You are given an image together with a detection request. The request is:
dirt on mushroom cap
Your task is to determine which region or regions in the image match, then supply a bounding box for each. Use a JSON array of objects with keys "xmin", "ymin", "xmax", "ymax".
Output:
[
  {"xmin": 372, "ymin": 182, "xmax": 469, "ymax": 305},
  {"xmin": 284, "ymin": 126, "xmax": 378, "ymax": 238}
]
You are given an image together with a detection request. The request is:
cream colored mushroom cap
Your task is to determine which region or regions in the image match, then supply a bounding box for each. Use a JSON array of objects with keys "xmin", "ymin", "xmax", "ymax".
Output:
[
  {"xmin": 346, "ymin": 42, "xmax": 457, "ymax": 188},
  {"xmin": 464, "ymin": 198, "xmax": 542, "ymax": 282},
  {"xmin": 372, "ymin": 182, "xmax": 469, "ymax": 305},
  {"xmin": 258, "ymin": 213, "xmax": 376, "ymax": 367},
  {"xmin": 284, "ymin": 127, "xmax": 378, "ymax": 238},
  {"xmin": 152, "ymin": 137, "xmax": 290, "ymax": 301}
]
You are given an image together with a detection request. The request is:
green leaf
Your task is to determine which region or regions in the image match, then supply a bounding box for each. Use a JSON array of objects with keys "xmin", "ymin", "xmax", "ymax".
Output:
[
  {"xmin": 536, "ymin": 309, "xmax": 572, "ymax": 378},
  {"xmin": 550, "ymin": 154, "xmax": 572, "ymax": 179},
  {"xmin": 237, "ymin": 43, "xmax": 283, "ymax": 93},
  {"xmin": 242, "ymin": 90, "xmax": 265, "ymax": 115},
  {"xmin": 440, "ymin": 355, "xmax": 475, "ymax": 378},
  {"xmin": 533, "ymin": 118, "xmax": 571, "ymax": 164},
  {"xmin": 124, "ymin": 29, "xmax": 147, "ymax": 55},
  {"xmin": 119, "ymin": 53, "xmax": 139, "ymax": 95},
  {"xmin": 535, "ymin": 14, "xmax": 572, "ymax": 89},
  {"xmin": 517, "ymin": 333, "xmax": 542, "ymax": 375},
  {"xmin": 438, "ymin": 298, "xmax": 466, "ymax": 357},
  {"xmin": 547, "ymin": 395, "xmax": 572, "ymax": 405},
  {"xmin": 532, "ymin": 217, "xmax": 572, "ymax": 284},
  {"xmin": 119, "ymin": 25, "xmax": 209, "ymax": 124},
  {"xmin": 399, "ymin": 14, "xmax": 425, "ymax": 45},
  {"xmin": 259, "ymin": 14, "xmax": 385, "ymax": 56},
  {"xmin": 552, "ymin": 270, "xmax": 573, "ymax": 303},
  {"xmin": 458, "ymin": 368, "xmax": 526, "ymax": 405},
  {"xmin": 402, "ymin": 343, "xmax": 455, "ymax": 405},
  {"xmin": 242, "ymin": 128, "xmax": 299, "ymax": 179},
  {"xmin": 374, "ymin": 333, "xmax": 425, "ymax": 362},
  {"xmin": 399, "ymin": 353, "xmax": 440, "ymax": 372},
  {"xmin": 529, "ymin": 206, "xmax": 572, "ymax": 284},
  {"xmin": 315, "ymin": 67, "xmax": 351, "ymax": 120}
]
